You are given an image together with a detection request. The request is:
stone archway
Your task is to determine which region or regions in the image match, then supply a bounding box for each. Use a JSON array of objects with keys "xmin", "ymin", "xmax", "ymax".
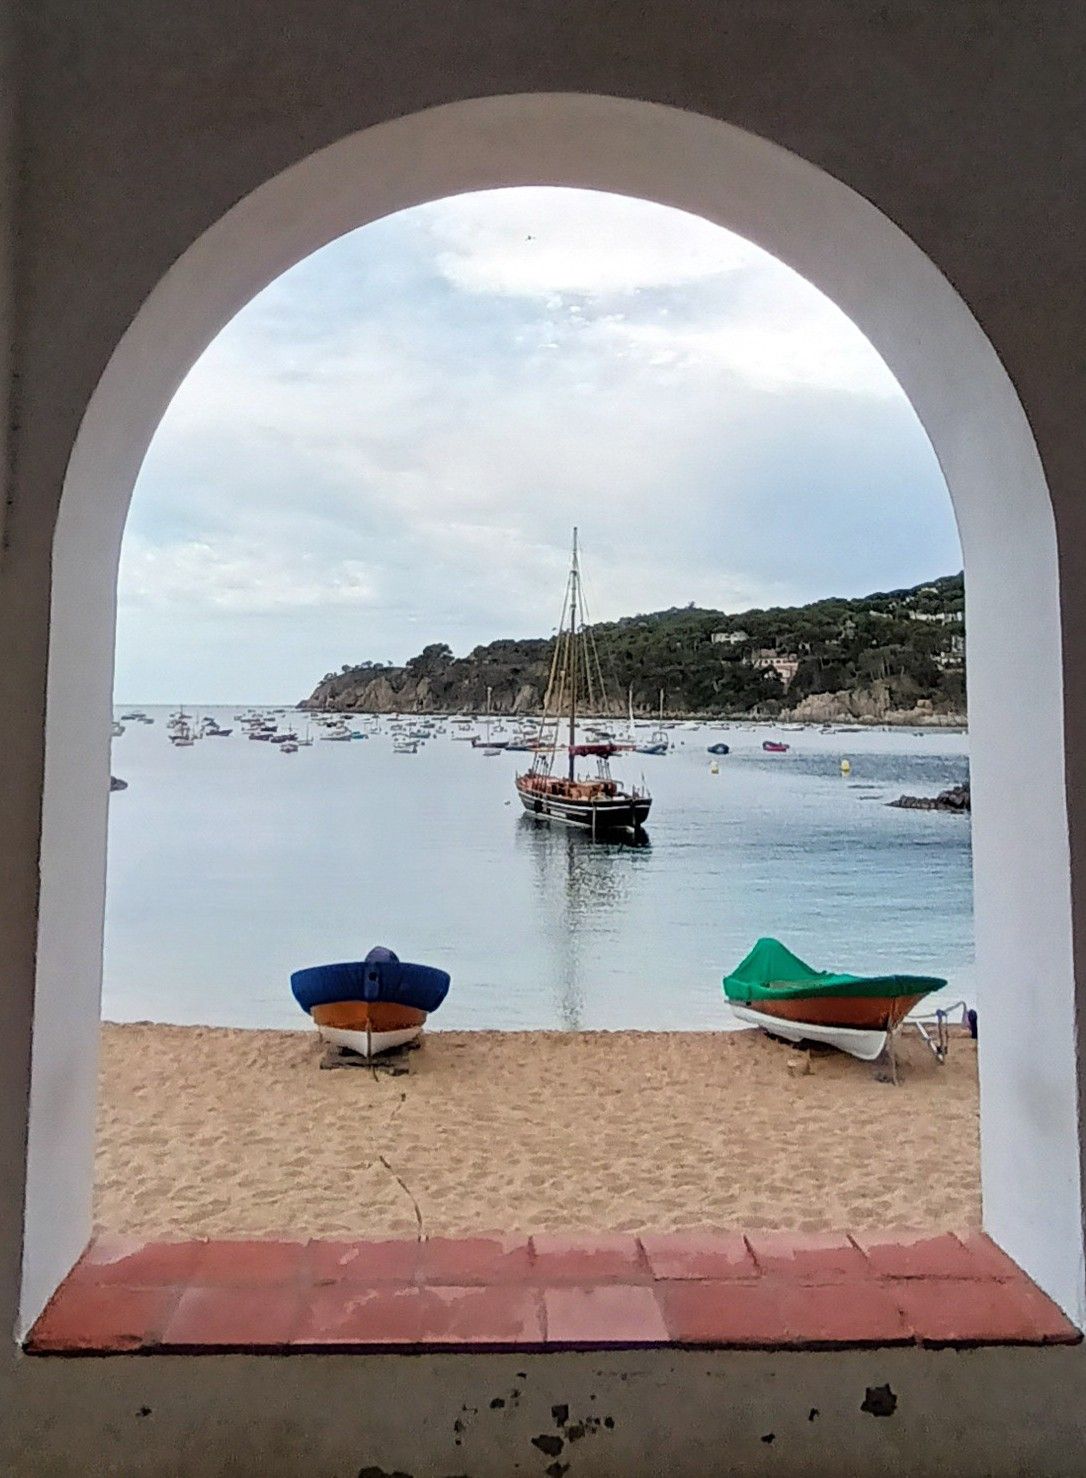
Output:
[{"xmin": 25, "ymin": 93, "xmax": 1079, "ymax": 1329}]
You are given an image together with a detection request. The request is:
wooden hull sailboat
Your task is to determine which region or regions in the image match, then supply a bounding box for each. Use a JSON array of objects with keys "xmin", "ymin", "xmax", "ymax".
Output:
[
  {"xmin": 291, "ymin": 948, "xmax": 450, "ymax": 1058},
  {"xmin": 723, "ymin": 937, "xmax": 945, "ymax": 1061},
  {"xmin": 516, "ymin": 530, "xmax": 651, "ymax": 837},
  {"xmin": 515, "ymin": 764, "xmax": 652, "ymax": 833}
]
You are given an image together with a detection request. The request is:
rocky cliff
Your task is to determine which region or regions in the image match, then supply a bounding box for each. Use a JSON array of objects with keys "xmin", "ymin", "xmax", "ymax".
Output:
[{"xmin": 302, "ymin": 641, "xmax": 554, "ymax": 715}]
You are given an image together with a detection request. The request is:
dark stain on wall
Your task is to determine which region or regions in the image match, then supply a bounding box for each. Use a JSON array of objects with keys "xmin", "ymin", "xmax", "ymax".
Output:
[{"xmin": 861, "ymin": 1384, "xmax": 898, "ymax": 1417}]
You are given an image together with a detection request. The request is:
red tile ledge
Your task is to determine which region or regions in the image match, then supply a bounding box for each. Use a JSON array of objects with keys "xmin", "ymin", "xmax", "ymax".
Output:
[
  {"xmin": 641, "ymin": 1232, "xmax": 755, "ymax": 1281},
  {"xmin": 544, "ymin": 1284, "xmax": 669, "ymax": 1347},
  {"xmin": 24, "ymin": 1228, "xmax": 1082, "ymax": 1355},
  {"xmin": 530, "ymin": 1233, "xmax": 649, "ymax": 1283},
  {"xmin": 746, "ymin": 1231, "xmax": 872, "ymax": 1284}
]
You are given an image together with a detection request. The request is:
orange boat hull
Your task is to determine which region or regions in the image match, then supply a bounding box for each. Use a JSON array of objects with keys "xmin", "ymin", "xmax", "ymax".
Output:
[
  {"xmin": 311, "ymin": 1001, "xmax": 427, "ymax": 1032},
  {"xmin": 747, "ymin": 993, "xmax": 925, "ymax": 1032}
]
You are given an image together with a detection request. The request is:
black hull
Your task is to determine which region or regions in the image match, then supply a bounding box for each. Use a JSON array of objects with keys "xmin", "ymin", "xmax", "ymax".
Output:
[{"xmin": 515, "ymin": 781, "xmax": 651, "ymax": 833}]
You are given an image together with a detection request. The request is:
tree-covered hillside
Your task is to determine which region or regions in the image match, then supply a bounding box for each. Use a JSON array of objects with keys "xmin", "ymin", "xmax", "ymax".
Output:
[{"xmin": 303, "ymin": 573, "xmax": 966, "ymax": 722}]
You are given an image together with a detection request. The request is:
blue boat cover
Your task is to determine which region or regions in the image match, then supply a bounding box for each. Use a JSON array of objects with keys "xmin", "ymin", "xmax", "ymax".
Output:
[{"xmin": 291, "ymin": 946, "xmax": 450, "ymax": 1016}]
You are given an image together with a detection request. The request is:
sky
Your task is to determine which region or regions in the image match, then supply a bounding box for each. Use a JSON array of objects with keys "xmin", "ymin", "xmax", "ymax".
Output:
[{"xmin": 115, "ymin": 187, "xmax": 961, "ymax": 704}]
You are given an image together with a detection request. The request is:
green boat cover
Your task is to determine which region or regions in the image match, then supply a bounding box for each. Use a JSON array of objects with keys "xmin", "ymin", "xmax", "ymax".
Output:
[{"xmin": 722, "ymin": 937, "xmax": 946, "ymax": 1004}]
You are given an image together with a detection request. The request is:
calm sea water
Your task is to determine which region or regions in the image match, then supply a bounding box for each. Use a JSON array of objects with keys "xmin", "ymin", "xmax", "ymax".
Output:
[{"xmin": 103, "ymin": 709, "xmax": 974, "ymax": 1031}]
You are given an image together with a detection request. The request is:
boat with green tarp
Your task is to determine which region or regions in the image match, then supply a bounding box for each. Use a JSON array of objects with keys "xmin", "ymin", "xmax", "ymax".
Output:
[{"xmin": 723, "ymin": 938, "xmax": 946, "ymax": 1061}]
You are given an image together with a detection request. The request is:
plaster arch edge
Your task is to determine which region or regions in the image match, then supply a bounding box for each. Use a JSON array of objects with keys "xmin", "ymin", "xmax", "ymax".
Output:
[
  {"xmin": 57, "ymin": 91, "xmax": 1058, "ymax": 562},
  {"xmin": 30, "ymin": 91, "xmax": 1080, "ymax": 1329}
]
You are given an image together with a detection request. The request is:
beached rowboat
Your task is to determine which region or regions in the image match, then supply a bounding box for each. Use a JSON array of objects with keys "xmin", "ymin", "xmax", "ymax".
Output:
[
  {"xmin": 291, "ymin": 947, "xmax": 450, "ymax": 1057},
  {"xmin": 723, "ymin": 937, "xmax": 945, "ymax": 1061}
]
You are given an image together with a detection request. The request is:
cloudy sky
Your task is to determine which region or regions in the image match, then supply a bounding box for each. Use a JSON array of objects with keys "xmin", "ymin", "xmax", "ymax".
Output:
[{"xmin": 115, "ymin": 188, "xmax": 960, "ymax": 703}]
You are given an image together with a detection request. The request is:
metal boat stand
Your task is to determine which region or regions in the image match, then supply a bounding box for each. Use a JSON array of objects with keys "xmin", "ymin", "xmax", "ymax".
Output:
[{"xmin": 912, "ymin": 1012, "xmax": 951, "ymax": 1064}]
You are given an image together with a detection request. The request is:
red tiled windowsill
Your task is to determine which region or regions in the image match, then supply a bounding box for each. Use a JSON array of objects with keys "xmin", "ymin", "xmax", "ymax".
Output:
[{"xmin": 24, "ymin": 1229, "xmax": 1081, "ymax": 1355}]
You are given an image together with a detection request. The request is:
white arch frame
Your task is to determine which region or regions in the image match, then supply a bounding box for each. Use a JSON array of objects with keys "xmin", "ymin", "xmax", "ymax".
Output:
[{"xmin": 25, "ymin": 93, "xmax": 1080, "ymax": 1330}]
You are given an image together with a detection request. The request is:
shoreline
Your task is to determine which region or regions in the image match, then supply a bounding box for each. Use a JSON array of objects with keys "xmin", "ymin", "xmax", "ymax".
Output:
[
  {"xmin": 298, "ymin": 705, "xmax": 968, "ymax": 728},
  {"xmin": 95, "ymin": 1023, "xmax": 980, "ymax": 1241},
  {"xmin": 117, "ymin": 702, "xmax": 968, "ymax": 730}
]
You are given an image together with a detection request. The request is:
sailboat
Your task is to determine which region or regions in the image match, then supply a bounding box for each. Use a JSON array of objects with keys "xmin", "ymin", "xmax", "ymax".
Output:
[
  {"xmin": 633, "ymin": 689, "xmax": 669, "ymax": 754},
  {"xmin": 473, "ymin": 686, "xmax": 507, "ymax": 751},
  {"xmin": 635, "ymin": 688, "xmax": 669, "ymax": 754},
  {"xmin": 515, "ymin": 530, "xmax": 651, "ymax": 836}
]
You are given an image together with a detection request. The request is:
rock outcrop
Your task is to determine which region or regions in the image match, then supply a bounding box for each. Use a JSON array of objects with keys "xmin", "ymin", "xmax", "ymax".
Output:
[
  {"xmin": 889, "ymin": 783, "xmax": 970, "ymax": 812},
  {"xmin": 785, "ymin": 690, "xmax": 965, "ymax": 727},
  {"xmin": 302, "ymin": 640, "xmax": 555, "ymax": 715}
]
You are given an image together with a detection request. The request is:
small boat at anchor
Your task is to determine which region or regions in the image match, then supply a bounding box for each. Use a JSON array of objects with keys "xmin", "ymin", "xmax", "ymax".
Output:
[
  {"xmin": 515, "ymin": 529, "xmax": 651, "ymax": 837},
  {"xmin": 762, "ymin": 739, "xmax": 790, "ymax": 753},
  {"xmin": 723, "ymin": 937, "xmax": 945, "ymax": 1061},
  {"xmin": 707, "ymin": 742, "xmax": 730, "ymax": 755},
  {"xmin": 291, "ymin": 947, "xmax": 450, "ymax": 1057}
]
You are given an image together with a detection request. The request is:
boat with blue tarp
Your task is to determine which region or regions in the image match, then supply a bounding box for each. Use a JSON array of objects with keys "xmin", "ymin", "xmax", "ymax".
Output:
[{"xmin": 291, "ymin": 946, "xmax": 450, "ymax": 1056}]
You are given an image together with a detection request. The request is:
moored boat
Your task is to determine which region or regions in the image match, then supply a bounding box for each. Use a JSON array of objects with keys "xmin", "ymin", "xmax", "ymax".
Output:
[
  {"xmin": 723, "ymin": 937, "xmax": 945, "ymax": 1061},
  {"xmin": 515, "ymin": 530, "xmax": 651, "ymax": 837},
  {"xmin": 763, "ymin": 739, "xmax": 789, "ymax": 753},
  {"xmin": 291, "ymin": 947, "xmax": 450, "ymax": 1057}
]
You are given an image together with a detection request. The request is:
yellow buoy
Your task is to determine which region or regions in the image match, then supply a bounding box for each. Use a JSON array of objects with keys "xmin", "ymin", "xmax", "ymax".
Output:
[
  {"xmin": 710, "ymin": 761, "xmax": 720, "ymax": 775},
  {"xmin": 840, "ymin": 758, "xmax": 851, "ymax": 775}
]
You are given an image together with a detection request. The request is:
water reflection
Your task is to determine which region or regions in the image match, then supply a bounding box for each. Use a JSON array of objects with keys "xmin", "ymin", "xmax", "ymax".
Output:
[{"xmin": 516, "ymin": 817, "xmax": 653, "ymax": 1028}]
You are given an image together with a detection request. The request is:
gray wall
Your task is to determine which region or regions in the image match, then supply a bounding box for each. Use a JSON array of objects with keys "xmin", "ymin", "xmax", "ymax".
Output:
[
  {"xmin": 4, "ymin": 1344, "xmax": 1086, "ymax": 1477},
  {"xmin": 2, "ymin": 3, "xmax": 1086, "ymax": 1469}
]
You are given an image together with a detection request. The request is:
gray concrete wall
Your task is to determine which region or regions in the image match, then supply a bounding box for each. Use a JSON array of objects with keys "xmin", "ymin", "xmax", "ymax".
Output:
[
  {"xmin": 3, "ymin": 2, "xmax": 1086, "ymax": 1469},
  {"xmin": 3, "ymin": 1344, "xmax": 1086, "ymax": 1478},
  {"xmin": 0, "ymin": 0, "xmax": 33, "ymax": 1355}
]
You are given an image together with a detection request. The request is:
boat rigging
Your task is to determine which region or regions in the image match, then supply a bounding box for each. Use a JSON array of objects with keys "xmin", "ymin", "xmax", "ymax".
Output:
[{"xmin": 515, "ymin": 529, "xmax": 651, "ymax": 836}]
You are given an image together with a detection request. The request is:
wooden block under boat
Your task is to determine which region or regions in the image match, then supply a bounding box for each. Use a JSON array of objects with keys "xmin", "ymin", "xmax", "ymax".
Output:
[
  {"xmin": 311, "ymin": 1001, "xmax": 428, "ymax": 1032},
  {"xmin": 750, "ymin": 991, "xmax": 926, "ymax": 1032}
]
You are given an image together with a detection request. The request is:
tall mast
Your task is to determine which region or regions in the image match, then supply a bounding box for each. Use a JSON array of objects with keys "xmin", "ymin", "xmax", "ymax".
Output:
[{"xmin": 568, "ymin": 528, "xmax": 578, "ymax": 781}]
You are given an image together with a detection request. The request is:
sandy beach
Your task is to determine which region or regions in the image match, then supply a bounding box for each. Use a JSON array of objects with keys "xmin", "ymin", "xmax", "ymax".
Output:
[{"xmin": 95, "ymin": 1024, "xmax": 980, "ymax": 1239}]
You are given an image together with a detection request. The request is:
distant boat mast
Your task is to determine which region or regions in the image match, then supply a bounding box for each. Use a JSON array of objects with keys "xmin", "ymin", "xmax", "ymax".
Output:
[{"xmin": 568, "ymin": 527, "xmax": 579, "ymax": 779}]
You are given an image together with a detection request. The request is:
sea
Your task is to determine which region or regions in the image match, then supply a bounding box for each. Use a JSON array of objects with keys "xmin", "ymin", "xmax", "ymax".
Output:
[{"xmin": 104, "ymin": 709, "xmax": 974, "ymax": 1032}]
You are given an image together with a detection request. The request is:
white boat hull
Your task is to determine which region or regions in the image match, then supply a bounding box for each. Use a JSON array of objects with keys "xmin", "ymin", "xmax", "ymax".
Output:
[
  {"xmin": 317, "ymin": 1022, "xmax": 423, "ymax": 1057},
  {"xmin": 729, "ymin": 1003, "xmax": 888, "ymax": 1061}
]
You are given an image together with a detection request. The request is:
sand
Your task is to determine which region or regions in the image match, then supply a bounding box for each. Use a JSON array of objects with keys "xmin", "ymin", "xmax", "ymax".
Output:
[{"xmin": 94, "ymin": 1024, "xmax": 980, "ymax": 1240}]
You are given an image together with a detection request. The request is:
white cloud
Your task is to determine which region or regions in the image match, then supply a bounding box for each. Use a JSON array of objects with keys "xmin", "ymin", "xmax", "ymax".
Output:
[
  {"xmin": 118, "ymin": 536, "xmax": 379, "ymax": 614},
  {"xmin": 584, "ymin": 312, "xmax": 901, "ymax": 399},
  {"xmin": 116, "ymin": 188, "xmax": 959, "ymax": 702},
  {"xmin": 427, "ymin": 188, "xmax": 759, "ymax": 298}
]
